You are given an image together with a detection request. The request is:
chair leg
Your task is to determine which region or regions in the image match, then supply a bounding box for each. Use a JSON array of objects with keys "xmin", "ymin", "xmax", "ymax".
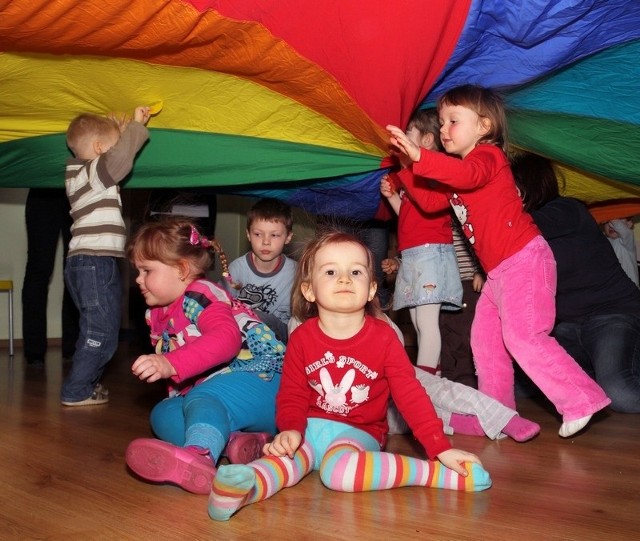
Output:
[{"xmin": 8, "ymin": 287, "xmax": 14, "ymax": 357}]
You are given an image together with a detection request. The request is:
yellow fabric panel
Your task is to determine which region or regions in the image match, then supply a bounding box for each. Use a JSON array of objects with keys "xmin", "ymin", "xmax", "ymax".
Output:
[
  {"xmin": 557, "ymin": 164, "xmax": 640, "ymax": 203},
  {"xmin": 0, "ymin": 53, "xmax": 384, "ymax": 157},
  {"xmin": 0, "ymin": 0, "xmax": 388, "ymax": 151}
]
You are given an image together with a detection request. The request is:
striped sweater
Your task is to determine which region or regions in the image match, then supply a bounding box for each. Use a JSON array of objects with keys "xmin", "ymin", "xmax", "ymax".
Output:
[{"xmin": 65, "ymin": 121, "xmax": 149, "ymax": 258}]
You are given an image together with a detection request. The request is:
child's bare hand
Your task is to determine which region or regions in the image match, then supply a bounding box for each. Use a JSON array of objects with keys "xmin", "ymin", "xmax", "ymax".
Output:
[
  {"xmin": 108, "ymin": 112, "xmax": 131, "ymax": 133},
  {"xmin": 380, "ymin": 175, "xmax": 395, "ymax": 198},
  {"xmin": 131, "ymin": 353, "xmax": 176, "ymax": 383},
  {"xmin": 381, "ymin": 257, "xmax": 399, "ymax": 275},
  {"xmin": 386, "ymin": 124, "xmax": 421, "ymax": 162},
  {"xmin": 472, "ymin": 272, "xmax": 485, "ymax": 292},
  {"xmin": 436, "ymin": 448, "xmax": 483, "ymax": 476},
  {"xmin": 263, "ymin": 430, "xmax": 302, "ymax": 459},
  {"xmin": 134, "ymin": 106, "xmax": 151, "ymax": 125}
]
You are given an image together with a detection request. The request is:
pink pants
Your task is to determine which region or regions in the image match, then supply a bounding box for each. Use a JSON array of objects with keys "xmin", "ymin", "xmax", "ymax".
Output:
[{"xmin": 471, "ymin": 236, "xmax": 610, "ymax": 422}]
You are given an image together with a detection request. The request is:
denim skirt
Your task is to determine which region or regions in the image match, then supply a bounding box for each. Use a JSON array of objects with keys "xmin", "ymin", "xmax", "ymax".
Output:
[{"xmin": 393, "ymin": 243, "xmax": 463, "ymax": 311}]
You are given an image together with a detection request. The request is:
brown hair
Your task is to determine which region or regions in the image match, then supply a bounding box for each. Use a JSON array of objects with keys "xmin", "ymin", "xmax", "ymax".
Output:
[
  {"xmin": 407, "ymin": 108, "xmax": 444, "ymax": 152},
  {"xmin": 247, "ymin": 198, "xmax": 293, "ymax": 233},
  {"xmin": 438, "ymin": 85, "xmax": 508, "ymax": 152},
  {"xmin": 291, "ymin": 229, "xmax": 382, "ymax": 322},
  {"xmin": 126, "ymin": 218, "xmax": 230, "ymax": 280},
  {"xmin": 511, "ymin": 151, "xmax": 564, "ymax": 213},
  {"xmin": 66, "ymin": 113, "xmax": 119, "ymax": 157}
]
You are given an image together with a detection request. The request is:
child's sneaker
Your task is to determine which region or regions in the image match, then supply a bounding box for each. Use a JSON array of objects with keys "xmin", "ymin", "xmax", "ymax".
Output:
[
  {"xmin": 61, "ymin": 383, "xmax": 109, "ymax": 406},
  {"xmin": 126, "ymin": 438, "xmax": 216, "ymax": 494},
  {"xmin": 223, "ymin": 432, "xmax": 273, "ymax": 464}
]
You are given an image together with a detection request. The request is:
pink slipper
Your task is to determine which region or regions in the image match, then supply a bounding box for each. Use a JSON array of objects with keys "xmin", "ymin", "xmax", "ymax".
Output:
[
  {"xmin": 223, "ymin": 432, "xmax": 273, "ymax": 464},
  {"xmin": 125, "ymin": 438, "xmax": 215, "ymax": 494}
]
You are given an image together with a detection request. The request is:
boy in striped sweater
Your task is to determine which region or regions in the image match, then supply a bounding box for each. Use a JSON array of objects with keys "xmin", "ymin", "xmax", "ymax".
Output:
[{"xmin": 61, "ymin": 106, "xmax": 150, "ymax": 406}]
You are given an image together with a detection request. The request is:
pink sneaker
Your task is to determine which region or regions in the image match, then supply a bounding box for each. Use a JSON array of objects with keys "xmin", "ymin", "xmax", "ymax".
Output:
[
  {"xmin": 223, "ymin": 432, "xmax": 273, "ymax": 464},
  {"xmin": 125, "ymin": 438, "xmax": 215, "ymax": 494}
]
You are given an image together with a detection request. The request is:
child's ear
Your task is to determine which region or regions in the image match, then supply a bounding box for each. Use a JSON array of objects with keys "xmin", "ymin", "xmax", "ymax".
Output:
[
  {"xmin": 421, "ymin": 132, "xmax": 435, "ymax": 149},
  {"xmin": 300, "ymin": 282, "xmax": 315, "ymax": 303},
  {"xmin": 177, "ymin": 260, "xmax": 191, "ymax": 282},
  {"xmin": 368, "ymin": 281, "xmax": 377, "ymax": 302},
  {"xmin": 93, "ymin": 139, "xmax": 103, "ymax": 155},
  {"xmin": 285, "ymin": 231, "xmax": 293, "ymax": 245},
  {"xmin": 478, "ymin": 117, "xmax": 491, "ymax": 135}
]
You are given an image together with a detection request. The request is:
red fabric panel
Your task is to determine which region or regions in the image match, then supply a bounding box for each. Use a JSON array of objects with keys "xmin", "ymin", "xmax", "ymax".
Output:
[{"xmin": 187, "ymin": 1, "xmax": 471, "ymax": 128}]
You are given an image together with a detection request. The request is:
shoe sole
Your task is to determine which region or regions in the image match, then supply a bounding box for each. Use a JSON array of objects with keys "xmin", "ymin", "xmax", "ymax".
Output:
[
  {"xmin": 126, "ymin": 439, "xmax": 215, "ymax": 494},
  {"xmin": 61, "ymin": 397, "xmax": 109, "ymax": 406},
  {"xmin": 224, "ymin": 432, "xmax": 273, "ymax": 464}
]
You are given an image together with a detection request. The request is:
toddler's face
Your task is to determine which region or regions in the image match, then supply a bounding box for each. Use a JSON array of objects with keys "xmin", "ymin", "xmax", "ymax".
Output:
[
  {"xmin": 133, "ymin": 258, "xmax": 187, "ymax": 307},
  {"xmin": 439, "ymin": 103, "xmax": 488, "ymax": 158},
  {"xmin": 303, "ymin": 241, "xmax": 376, "ymax": 316}
]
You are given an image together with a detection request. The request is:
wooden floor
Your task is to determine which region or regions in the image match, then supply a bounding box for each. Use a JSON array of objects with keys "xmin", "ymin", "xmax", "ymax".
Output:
[{"xmin": 1, "ymin": 342, "xmax": 639, "ymax": 541}]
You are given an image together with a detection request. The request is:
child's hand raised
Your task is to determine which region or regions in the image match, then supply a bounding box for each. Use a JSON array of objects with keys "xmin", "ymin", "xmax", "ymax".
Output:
[
  {"xmin": 263, "ymin": 430, "xmax": 302, "ymax": 459},
  {"xmin": 133, "ymin": 106, "xmax": 151, "ymax": 126},
  {"xmin": 131, "ymin": 353, "xmax": 177, "ymax": 383},
  {"xmin": 386, "ymin": 124, "xmax": 421, "ymax": 163}
]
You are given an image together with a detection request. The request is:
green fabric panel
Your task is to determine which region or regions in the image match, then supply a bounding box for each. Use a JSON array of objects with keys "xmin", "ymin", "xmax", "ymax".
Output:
[
  {"xmin": 508, "ymin": 111, "xmax": 640, "ymax": 187},
  {"xmin": 0, "ymin": 129, "xmax": 383, "ymax": 189}
]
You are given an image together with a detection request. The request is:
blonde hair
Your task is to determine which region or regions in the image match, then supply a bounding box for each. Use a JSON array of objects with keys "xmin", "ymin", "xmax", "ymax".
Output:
[
  {"xmin": 66, "ymin": 113, "xmax": 119, "ymax": 157},
  {"xmin": 438, "ymin": 84, "xmax": 508, "ymax": 152},
  {"xmin": 126, "ymin": 218, "xmax": 230, "ymax": 280},
  {"xmin": 291, "ymin": 229, "xmax": 382, "ymax": 323}
]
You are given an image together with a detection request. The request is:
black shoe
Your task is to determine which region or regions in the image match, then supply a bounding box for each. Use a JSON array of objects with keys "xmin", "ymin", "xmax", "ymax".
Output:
[{"xmin": 26, "ymin": 357, "xmax": 44, "ymax": 366}]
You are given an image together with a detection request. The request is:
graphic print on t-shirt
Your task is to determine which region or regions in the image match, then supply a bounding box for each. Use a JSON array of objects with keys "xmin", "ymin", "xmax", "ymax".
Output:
[
  {"xmin": 307, "ymin": 350, "xmax": 378, "ymax": 416},
  {"xmin": 237, "ymin": 283, "xmax": 278, "ymax": 312}
]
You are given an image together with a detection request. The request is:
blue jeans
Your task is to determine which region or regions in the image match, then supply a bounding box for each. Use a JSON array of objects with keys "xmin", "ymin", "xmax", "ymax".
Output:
[
  {"xmin": 61, "ymin": 255, "xmax": 121, "ymax": 402},
  {"xmin": 554, "ymin": 313, "xmax": 640, "ymax": 413}
]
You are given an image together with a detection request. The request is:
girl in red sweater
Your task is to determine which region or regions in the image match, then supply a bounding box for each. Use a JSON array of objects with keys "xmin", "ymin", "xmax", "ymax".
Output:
[
  {"xmin": 209, "ymin": 230, "xmax": 490, "ymax": 522},
  {"xmin": 386, "ymin": 85, "xmax": 610, "ymax": 438},
  {"xmin": 380, "ymin": 108, "xmax": 462, "ymax": 374}
]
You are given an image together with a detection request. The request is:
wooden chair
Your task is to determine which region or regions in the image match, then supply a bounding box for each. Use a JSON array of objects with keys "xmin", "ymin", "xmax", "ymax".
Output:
[{"xmin": 0, "ymin": 280, "xmax": 14, "ymax": 356}]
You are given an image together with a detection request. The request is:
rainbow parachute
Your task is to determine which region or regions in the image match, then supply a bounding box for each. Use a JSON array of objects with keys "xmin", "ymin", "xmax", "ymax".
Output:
[{"xmin": 1, "ymin": 0, "xmax": 639, "ymax": 219}]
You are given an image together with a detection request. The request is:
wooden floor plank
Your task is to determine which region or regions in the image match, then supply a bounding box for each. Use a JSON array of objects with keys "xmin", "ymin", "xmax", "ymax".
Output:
[{"xmin": 1, "ymin": 344, "xmax": 638, "ymax": 541}]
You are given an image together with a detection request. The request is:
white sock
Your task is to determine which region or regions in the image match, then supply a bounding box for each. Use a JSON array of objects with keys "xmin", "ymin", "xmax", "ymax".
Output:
[{"xmin": 559, "ymin": 414, "xmax": 592, "ymax": 438}]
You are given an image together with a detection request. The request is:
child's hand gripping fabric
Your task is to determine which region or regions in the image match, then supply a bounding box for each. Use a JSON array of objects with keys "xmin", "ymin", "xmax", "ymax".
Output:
[{"xmin": 386, "ymin": 125, "xmax": 422, "ymax": 163}]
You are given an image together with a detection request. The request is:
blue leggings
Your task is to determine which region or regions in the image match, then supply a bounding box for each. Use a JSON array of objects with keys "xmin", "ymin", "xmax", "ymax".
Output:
[{"xmin": 150, "ymin": 371, "xmax": 281, "ymax": 461}]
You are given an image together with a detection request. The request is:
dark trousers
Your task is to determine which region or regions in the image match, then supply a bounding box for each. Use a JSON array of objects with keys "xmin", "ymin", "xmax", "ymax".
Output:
[
  {"xmin": 439, "ymin": 279, "xmax": 479, "ymax": 388},
  {"xmin": 21, "ymin": 188, "xmax": 79, "ymax": 361}
]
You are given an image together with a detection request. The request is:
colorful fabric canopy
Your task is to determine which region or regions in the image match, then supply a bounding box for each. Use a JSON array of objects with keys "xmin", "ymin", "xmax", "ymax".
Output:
[{"xmin": 1, "ymin": 0, "xmax": 639, "ymax": 219}]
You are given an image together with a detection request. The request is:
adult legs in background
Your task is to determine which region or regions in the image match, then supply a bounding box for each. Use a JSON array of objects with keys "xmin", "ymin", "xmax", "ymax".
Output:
[
  {"xmin": 357, "ymin": 219, "xmax": 392, "ymax": 310},
  {"xmin": 554, "ymin": 314, "xmax": 640, "ymax": 413},
  {"xmin": 21, "ymin": 188, "xmax": 79, "ymax": 364}
]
